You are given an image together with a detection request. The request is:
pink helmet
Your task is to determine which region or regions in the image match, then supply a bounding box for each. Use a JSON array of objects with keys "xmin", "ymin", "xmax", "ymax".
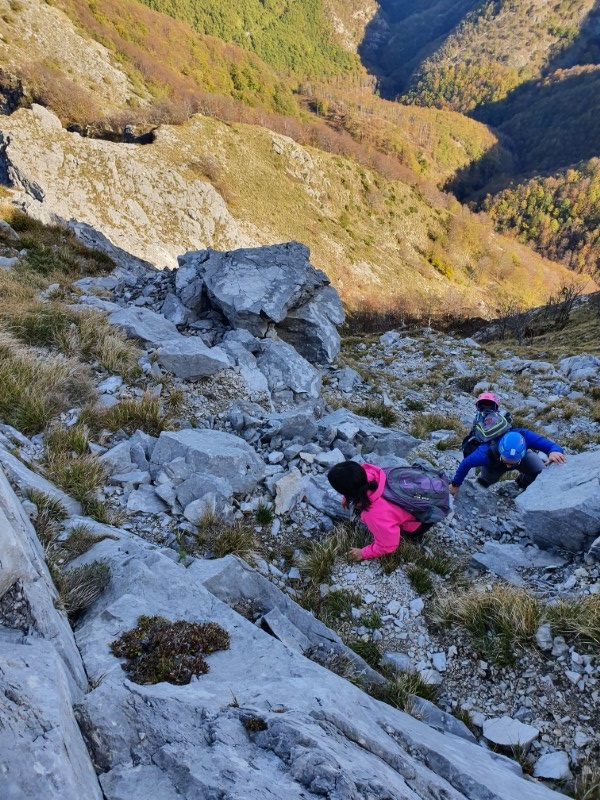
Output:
[{"xmin": 476, "ymin": 391, "xmax": 499, "ymax": 411}]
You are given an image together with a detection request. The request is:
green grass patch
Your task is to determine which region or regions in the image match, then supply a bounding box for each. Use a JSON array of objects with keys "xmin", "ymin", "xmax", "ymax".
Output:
[
  {"xmin": 320, "ymin": 589, "xmax": 362, "ymax": 621},
  {"xmin": 404, "ymin": 398, "xmax": 426, "ymax": 411},
  {"xmin": 361, "ymin": 610, "xmax": 382, "ymax": 629},
  {"xmin": 354, "ymin": 401, "xmax": 398, "ymax": 427},
  {"xmin": 409, "ymin": 413, "xmax": 462, "ymax": 439},
  {"xmin": 406, "ymin": 564, "xmax": 434, "ymax": 595},
  {"xmin": 347, "ymin": 638, "xmax": 382, "ymax": 670},
  {"xmin": 255, "ymin": 502, "xmax": 274, "ymax": 524},
  {"xmin": 367, "ymin": 672, "xmax": 439, "ymax": 710}
]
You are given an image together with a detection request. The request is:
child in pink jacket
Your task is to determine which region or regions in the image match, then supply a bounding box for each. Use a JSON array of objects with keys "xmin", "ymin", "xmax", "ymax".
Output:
[{"xmin": 327, "ymin": 461, "xmax": 424, "ymax": 561}]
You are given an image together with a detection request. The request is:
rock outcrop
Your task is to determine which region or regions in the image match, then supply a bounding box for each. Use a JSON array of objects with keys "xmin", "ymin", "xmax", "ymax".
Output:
[
  {"xmin": 0, "ymin": 105, "xmax": 253, "ymax": 268},
  {"xmin": 516, "ymin": 451, "xmax": 600, "ymax": 552}
]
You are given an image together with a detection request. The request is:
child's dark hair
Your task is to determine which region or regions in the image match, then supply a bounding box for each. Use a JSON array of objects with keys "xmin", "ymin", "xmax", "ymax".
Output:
[{"xmin": 327, "ymin": 461, "xmax": 378, "ymax": 512}]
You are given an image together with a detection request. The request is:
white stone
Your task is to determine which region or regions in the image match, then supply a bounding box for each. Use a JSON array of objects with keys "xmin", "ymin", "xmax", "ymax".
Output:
[
  {"xmin": 419, "ymin": 669, "xmax": 443, "ymax": 686},
  {"xmin": 533, "ymin": 751, "xmax": 572, "ymax": 780},
  {"xmin": 409, "ymin": 598, "xmax": 424, "ymax": 616},
  {"xmin": 97, "ymin": 376, "xmax": 123, "ymax": 394},
  {"xmin": 431, "ymin": 652, "xmax": 447, "ymax": 672},
  {"xmin": 272, "ymin": 468, "xmax": 305, "ymax": 515},
  {"xmin": 314, "ymin": 449, "xmax": 345, "ymax": 467},
  {"xmin": 483, "ymin": 716, "xmax": 540, "ymax": 748},
  {"xmin": 126, "ymin": 486, "xmax": 168, "ymax": 514}
]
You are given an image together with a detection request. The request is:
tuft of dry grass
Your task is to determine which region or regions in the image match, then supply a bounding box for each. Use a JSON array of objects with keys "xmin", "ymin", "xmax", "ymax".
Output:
[
  {"xmin": 367, "ymin": 672, "xmax": 439, "ymax": 709},
  {"xmin": 433, "ymin": 585, "xmax": 542, "ymax": 665},
  {"xmin": 45, "ymin": 423, "xmax": 91, "ymax": 456},
  {"xmin": 101, "ymin": 392, "xmax": 171, "ymax": 436},
  {"xmin": 5, "ymin": 300, "xmax": 140, "ymax": 379},
  {"xmin": 44, "ymin": 452, "xmax": 107, "ymax": 504},
  {"xmin": 573, "ymin": 759, "xmax": 600, "ymax": 800},
  {"xmin": 435, "ymin": 585, "xmax": 600, "ymax": 664},
  {"xmin": 300, "ymin": 522, "xmax": 367, "ymax": 585},
  {"xmin": 354, "ymin": 401, "xmax": 398, "ymax": 427},
  {"xmin": 212, "ymin": 522, "xmax": 258, "ymax": 560},
  {"xmin": 59, "ymin": 523, "xmax": 118, "ymax": 561},
  {"xmin": 0, "ymin": 332, "xmax": 95, "ymax": 434},
  {"xmin": 409, "ymin": 413, "xmax": 463, "ymax": 439},
  {"xmin": 25, "ymin": 488, "xmax": 67, "ymax": 550},
  {"xmin": 547, "ymin": 595, "xmax": 600, "ymax": 651},
  {"xmin": 57, "ymin": 560, "xmax": 111, "ymax": 622}
]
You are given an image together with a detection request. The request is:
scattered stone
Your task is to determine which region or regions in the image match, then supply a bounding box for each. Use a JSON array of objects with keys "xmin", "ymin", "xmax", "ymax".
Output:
[
  {"xmin": 483, "ymin": 716, "xmax": 540, "ymax": 748},
  {"xmin": 533, "ymin": 751, "xmax": 572, "ymax": 781}
]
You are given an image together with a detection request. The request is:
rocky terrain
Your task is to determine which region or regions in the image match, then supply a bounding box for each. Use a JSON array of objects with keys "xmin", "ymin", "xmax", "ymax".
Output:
[{"xmin": 1, "ymin": 219, "xmax": 599, "ymax": 798}]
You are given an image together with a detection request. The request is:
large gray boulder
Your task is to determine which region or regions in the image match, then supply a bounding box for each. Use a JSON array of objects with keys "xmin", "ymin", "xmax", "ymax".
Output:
[
  {"xmin": 150, "ymin": 429, "xmax": 265, "ymax": 495},
  {"xmin": 156, "ymin": 336, "xmax": 230, "ymax": 379},
  {"xmin": 255, "ymin": 338, "xmax": 321, "ymax": 409},
  {"xmin": 305, "ymin": 473, "xmax": 353, "ymax": 520},
  {"xmin": 0, "ymin": 471, "xmax": 103, "ymax": 798},
  {"xmin": 471, "ymin": 542, "xmax": 566, "ymax": 586},
  {"xmin": 263, "ymin": 410, "xmax": 319, "ymax": 443},
  {"xmin": 277, "ymin": 285, "xmax": 344, "ymax": 364},
  {"xmin": 107, "ymin": 305, "xmax": 180, "ymax": 345},
  {"xmin": 177, "ymin": 242, "xmax": 331, "ymax": 337},
  {"xmin": 220, "ymin": 330, "xmax": 272, "ymax": 403},
  {"xmin": 515, "ymin": 452, "xmax": 600, "ymax": 551},
  {"xmin": 0, "ymin": 470, "xmax": 88, "ymax": 693}
]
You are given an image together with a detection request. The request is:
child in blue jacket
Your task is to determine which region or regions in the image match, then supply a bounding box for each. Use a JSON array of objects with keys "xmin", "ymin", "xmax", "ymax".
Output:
[{"xmin": 449, "ymin": 429, "xmax": 566, "ymax": 496}]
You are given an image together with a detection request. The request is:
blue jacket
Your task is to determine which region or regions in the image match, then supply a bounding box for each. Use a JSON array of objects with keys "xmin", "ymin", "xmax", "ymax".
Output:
[{"xmin": 452, "ymin": 429, "xmax": 564, "ymax": 486}]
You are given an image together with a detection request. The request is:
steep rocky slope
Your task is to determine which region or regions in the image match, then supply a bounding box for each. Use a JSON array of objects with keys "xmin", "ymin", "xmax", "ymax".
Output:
[{"xmin": 2, "ymin": 223, "xmax": 599, "ymax": 797}]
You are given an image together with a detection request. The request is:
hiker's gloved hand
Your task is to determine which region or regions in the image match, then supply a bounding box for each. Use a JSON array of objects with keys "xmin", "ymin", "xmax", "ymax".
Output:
[
  {"xmin": 546, "ymin": 452, "xmax": 567, "ymax": 465},
  {"xmin": 449, "ymin": 483, "xmax": 460, "ymax": 497},
  {"xmin": 349, "ymin": 548, "xmax": 364, "ymax": 561}
]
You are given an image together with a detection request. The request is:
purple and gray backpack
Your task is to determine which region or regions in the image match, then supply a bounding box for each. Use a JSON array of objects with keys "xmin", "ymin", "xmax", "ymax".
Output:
[{"xmin": 382, "ymin": 461, "xmax": 451, "ymax": 524}]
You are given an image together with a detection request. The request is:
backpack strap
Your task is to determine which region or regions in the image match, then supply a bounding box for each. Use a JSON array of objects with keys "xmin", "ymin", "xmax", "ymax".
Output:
[{"xmin": 488, "ymin": 440, "xmax": 500, "ymax": 462}]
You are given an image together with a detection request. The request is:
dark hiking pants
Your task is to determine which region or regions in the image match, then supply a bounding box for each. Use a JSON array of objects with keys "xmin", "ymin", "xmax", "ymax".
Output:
[
  {"xmin": 478, "ymin": 450, "xmax": 545, "ymax": 488},
  {"xmin": 402, "ymin": 522, "xmax": 434, "ymax": 544}
]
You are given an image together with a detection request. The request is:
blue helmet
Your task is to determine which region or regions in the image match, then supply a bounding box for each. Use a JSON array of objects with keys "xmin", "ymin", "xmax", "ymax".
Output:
[{"xmin": 498, "ymin": 431, "xmax": 526, "ymax": 462}]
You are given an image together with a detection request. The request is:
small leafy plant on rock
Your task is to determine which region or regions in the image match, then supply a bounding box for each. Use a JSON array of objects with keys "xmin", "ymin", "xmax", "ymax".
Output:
[
  {"xmin": 242, "ymin": 716, "xmax": 268, "ymax": 732},
  {"xmin": 110, "ymin": 615, "xmax": 230, "ymax": 685}
]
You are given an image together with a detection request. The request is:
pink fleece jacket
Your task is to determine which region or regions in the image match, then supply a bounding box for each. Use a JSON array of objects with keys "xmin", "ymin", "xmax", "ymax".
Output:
[{"xmin": 357, "ymin": 464, "xmax": 421, "ymax": 559}]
